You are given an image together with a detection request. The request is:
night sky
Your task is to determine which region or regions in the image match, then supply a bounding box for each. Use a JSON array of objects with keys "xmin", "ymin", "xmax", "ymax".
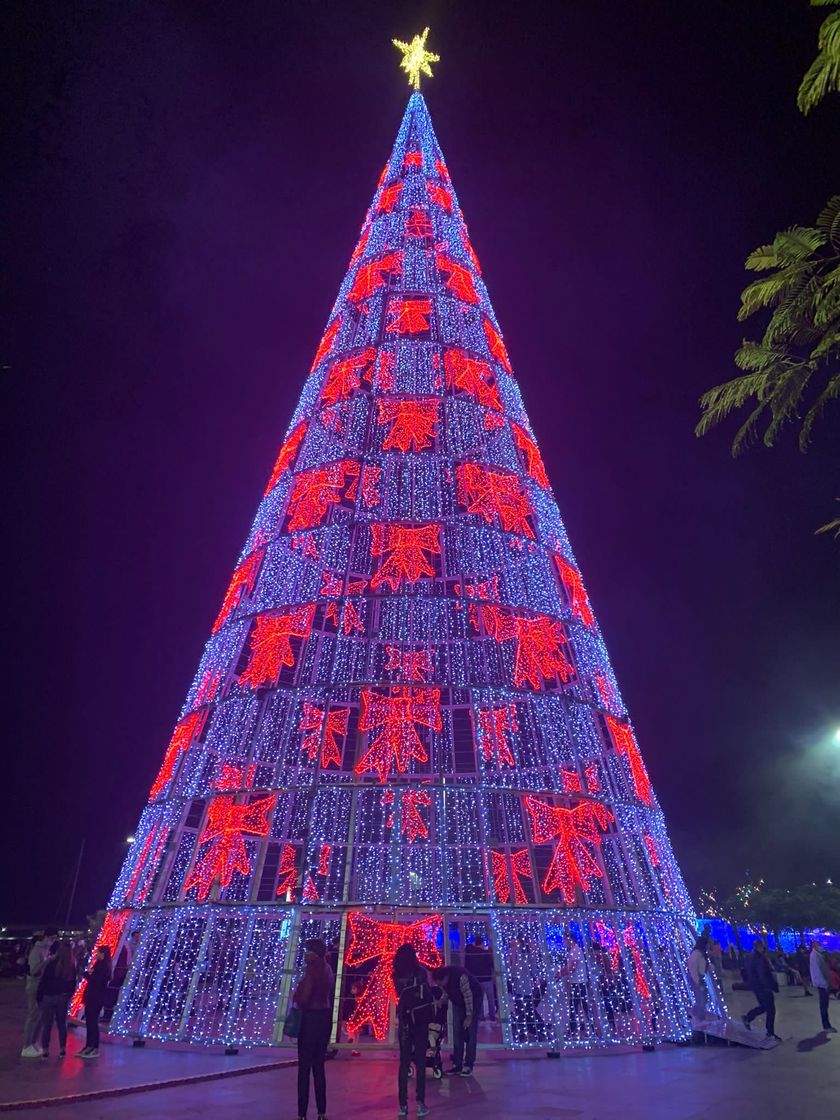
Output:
[{"xmin": 3, "ymin": 1, "xmax": 838, "ymax": 925}]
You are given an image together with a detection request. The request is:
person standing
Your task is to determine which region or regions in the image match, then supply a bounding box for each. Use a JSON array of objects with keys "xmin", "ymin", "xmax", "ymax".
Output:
[
  {"xmin": 809, "ymin": 939, "xmax": 837, "ymax": 1033},
  {"xmin": 20, "ymin": 927, "xmax": 58, "ymax": 1058},
  {"xmin": 430, "ymin": 965, "xmax": 482, "ymax": 1076},
  {"xmin": 464, "ymin": 937, "xmax": 496, "ymax": 1023},
  {"xmin": 79, "ymin": 945, "xmax": 112, "ymax": 1058},
  {"xmin": 38, "ymin": 941, "xmax": 77, "ymax": 1058},
  {"xmin": 687, "ymin": 936, "xmax": 708, "ymax": 1021},
  {"xmin": 708, "ymin": 938, "xmax": 725, "ymax": 993},
  {"xmin": 795, "ymin": 942, "xmax": 813, "ymax": 996},
  {"xmin": 393, "ymin": 945, "xmax": 433, "ymax": 1118},
  {"xmin": 293, "ymin": 938, "xmax": 334, "ymax": 1120},
  {"xmin": 559, "ymin": 936, "xmax": 592, "ymax": 1037},
  {"xmin": 741, "ymin": 939, "xmax": 781, "ymax": 1041}
]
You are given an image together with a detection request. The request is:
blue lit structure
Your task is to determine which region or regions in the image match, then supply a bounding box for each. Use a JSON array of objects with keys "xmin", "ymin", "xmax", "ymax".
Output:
[{"xmin": 86, "ymin": 92, "xmax": 718, "ymax": 1050}]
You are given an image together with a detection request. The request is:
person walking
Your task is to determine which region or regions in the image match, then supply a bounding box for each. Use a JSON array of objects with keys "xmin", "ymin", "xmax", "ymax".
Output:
[
  {"xmin": 293, "ymin": 938, "xmax": 334, "ymax": 1120},
  {"xmin": 38, "ymin": 941, "xmax": 77, "ymax": 1058},
  {"xmin": 741, "ymin": 939, "xmax": 781, "ymax": 1041},
  {"xmin": 79, "ymin": 945, "xmax": 112, "ymax": 1058},
  {"xmin": 393, "ymin": 944, "xmax": 434, "ymax": 1118},
  {"xmin": 20, "ymin": 927, "xmax": 58, "ymax": 1058},
  {"xmin": 809, "ymin": 939, "xmax": 836, "ymax": 1033},
  {"xmin": 687, "ymin": 936, "xmax": 708, "ymax": 1021},
  {"xmin": 464, "ymin": 937, "xmax": 496, "ymax": 1023},
  {"xmin": 430, "ymin": 965, "xmax": 482, "ymax": 1076}
]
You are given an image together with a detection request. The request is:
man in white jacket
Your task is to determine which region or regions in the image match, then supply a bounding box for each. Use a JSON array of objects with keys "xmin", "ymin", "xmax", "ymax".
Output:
[
  {"xmin": 20, "ymin": 927, "xmax": 58, "ymax": 1058},
  {"xmin": 809, "ymin": 940, "xmax": 837, "ymax": 1033}
]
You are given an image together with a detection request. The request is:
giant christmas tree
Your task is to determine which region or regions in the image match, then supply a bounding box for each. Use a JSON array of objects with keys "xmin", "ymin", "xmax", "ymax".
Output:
[{"xmin": 87, "ymin": 39, "xmax": 717, "ymax": 1051}]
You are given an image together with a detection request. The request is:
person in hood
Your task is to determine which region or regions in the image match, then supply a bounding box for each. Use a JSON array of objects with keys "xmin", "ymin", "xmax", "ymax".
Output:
[{"xmin": 293, "ymin": 937, "xmax": 334, "ymax": 1120}]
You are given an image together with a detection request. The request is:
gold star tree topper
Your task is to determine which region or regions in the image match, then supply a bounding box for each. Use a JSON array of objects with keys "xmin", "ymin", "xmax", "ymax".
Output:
[{"xmin": 392, "ymin": 27, "xmax": 440, "ymax": 90}]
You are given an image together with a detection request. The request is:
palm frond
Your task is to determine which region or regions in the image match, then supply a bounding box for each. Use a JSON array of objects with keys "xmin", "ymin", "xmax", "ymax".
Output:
[
  {"xmin": 745, "ymin": 244, "xmax": 779, "ymax": 271},
  {"xmin": 798, "ymin": 11, "xmax": 840, "ymax": 113},
  {"xmin": 800, "ymin": 371, "xmax": 840, "ymax": 447},
  {"xmin": 773, "ymin": 226, "xmax": 825, "ymax": 263},
  {"xmin": 816, "ymin": 195, "xmax": 840, "ymax": 249}
]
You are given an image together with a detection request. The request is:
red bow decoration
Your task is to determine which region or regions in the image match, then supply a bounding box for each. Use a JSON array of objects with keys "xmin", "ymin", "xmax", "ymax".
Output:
[
  {"xmin": 213, "ymin": 545, "xmax": 265, "ymax": 633},
  {"xmin": 320, "ymin": 348, "xmax": 377, "ymax": 405},
  {"xmin": 370, "ymin": 523, "xmax": 441, "ymax": 590},
  {"xmin": 299, "ymin": 702, "xmax": 350, "ymax": 769},
  {"xmin": 555, "ymin": 555, "xmax": 594, "ymax": 628},
  {"xmin": 384, "ymin": 787, "xmax": 432, "ymax": 842},
  {"xmin": 490, "ymin": 848, "xmax": 532, "ymax": 904},
  {"xmin": 347, "ymin": 252, "xmax": 403, "ymax": 304},
  {"xmin": 386, "ymin": 298, "xmax": 432, "ymax": 335},
  {"xmin": 606, "ymin": 715, "xmax": 653, "ymax": 806},
  {"xmin": 148, "ymin": 709, "xmax": 206, "ymax": 802},
  {"xmin": 285, "ymin": 459, "xmax": 360, "ymax": 531},
  {"xmin": 345, "ymin": 912, "xmax": 443, "ymax": 1040},
  {"xmin": 426, "ymin": 182, "xmax": 453, "ymax": 213},
  {"xmin": 311, "ymin": 318, "xmax": 341, "ymax": 372},
  {"xmin": 435, "ymin": 254, "xmax": 479, "ymax": 304},
  {"xmin": 456, "ymin": 463, "xmax": 535, "ymax": 538},
  {"xmin": 475, "ymin": 605, "xmax": 574, "ymax": 690},
  {"xmin": 265, "ymin": 421, "xmax": 307, "ymax": 496},
  {"xmin": 471, "ymin": 704, "xmax": 517, "ymax": 767},
  {"xmin": 239, "ymin": 605, "xmax": 315, "ymax": 689},
  {"xmin": 525, "ymin": 796, "xmax": 613, "ymax": 903},
  {"xmin": 483, "ymin": 317, "xmax": 511, "ymax": 372},
  {"xmin": 377, "ymin": 397, "xmax": 440, "ymax": 452},
  {"xmin": 512, "ymin": 423, "xmax": 549, "ymax": 488},
  {"xmin": 406, "ymin": 207, "xmax": 433, "ymax": 239},
  {"xmin": 376, "ymin": 183, "xmax": 403, "ymax": 214},
  {"xmin": 384, "ymin": 645, "xmax": 434, "ymax": 682},
  {"xmin": 355, "ymin": 687, "xmax": 441, "ymax": 783},
  {"xmin": 444, "ymin": 348, "xmax": 501, "ymax": 412},
  {"xmin": 185, "ymin": 769, "xmax": 276, "ymax": 902}
]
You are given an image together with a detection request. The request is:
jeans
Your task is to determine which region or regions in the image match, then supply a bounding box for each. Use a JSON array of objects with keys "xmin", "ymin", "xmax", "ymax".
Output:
[
  {"xmin": 398, "ymin": 1023, "xmax": 428, "ymax": 1107},
  {"xmin": 451, "ymin": 1004, "xmax": 478, "ymax": 1070},
  {"xmin": 23, "ymin": 982, "xmax": 41, "ymax": 1046},
  {"xmin": 479, "ymin": 979, "xmax": 497, "ymax": 1021},
  {"xmin": 745, "ymin": 990, "xmax": 776, "ymax": 1035},
  {"xmin": 297, "ymin": 1008, "xmax": 331, "ymax": 1116},
  {"xmin": 40, "ymin": 994, "xmax": 70, "ymax": 1051},
  {"xmin": 818, "ymin": 987, "xmax": 833, "ymax": 1030},
  {"xmin": 84, "ymin": 1000, "xmax": 103, "ymax": 1049}
]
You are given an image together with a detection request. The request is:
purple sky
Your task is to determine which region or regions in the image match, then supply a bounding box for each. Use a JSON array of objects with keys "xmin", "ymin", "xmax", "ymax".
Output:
[{"xmin": 3, "ymin": 0, "xmax": 838, "ymax": 924}]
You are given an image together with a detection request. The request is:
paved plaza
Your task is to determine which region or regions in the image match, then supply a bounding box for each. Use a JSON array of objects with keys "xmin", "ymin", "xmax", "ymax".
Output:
[{"xmin": 2, "ymin": 983, "xmax": 838, "ymax": 1119}]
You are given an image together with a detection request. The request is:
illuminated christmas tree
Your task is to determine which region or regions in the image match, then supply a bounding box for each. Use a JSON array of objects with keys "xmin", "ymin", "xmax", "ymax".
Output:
[{"xmin": 91, "ymin": 37, "xmax": 719, "ymax": 1050}]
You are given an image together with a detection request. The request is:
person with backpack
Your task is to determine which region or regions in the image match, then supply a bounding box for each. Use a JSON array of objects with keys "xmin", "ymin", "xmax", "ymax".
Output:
[
  {"xmin": 38, "ymin": 941, "xmax": 76, "ymax": 1058},
  {"xmin": 393, "ymin": 945, "xmax": 433, "ymax": 1118},
  {"xmin": 293, "ymin": 938, "xmax": 334, "ymax": 1120},
  {"xmin": 79, "ymin": 944, "xmax": 112, "ymax": 1058},
  {"xmin": 20, "ymin": 927, "xmax": 58, "ymax": 1058},
  {"xmin": 430, "ymin": 964, "xmax": 483, "ymax": 1076}
]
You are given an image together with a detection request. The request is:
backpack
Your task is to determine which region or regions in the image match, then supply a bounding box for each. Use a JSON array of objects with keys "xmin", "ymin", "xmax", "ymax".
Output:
[{"xmin": 397, "ymin": 978, "xmax": 436, "ymax": 1032}]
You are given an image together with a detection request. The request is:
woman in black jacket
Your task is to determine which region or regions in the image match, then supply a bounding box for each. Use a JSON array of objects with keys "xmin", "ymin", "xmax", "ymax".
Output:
[
  {"xmin": 80, "ymin": 945, "xmax": 112, "ymax": 1058},
  {"xmin": 38, "ymin": 941, "xmax": 76, "ymax": 1058}
]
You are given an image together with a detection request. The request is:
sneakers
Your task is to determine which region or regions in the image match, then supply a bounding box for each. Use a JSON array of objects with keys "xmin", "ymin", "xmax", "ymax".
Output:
[
  {"xmin": 398, "ymin": 1109, "xmax": 409, "ymax": 1118},
  {"xmin": 444, "ymin": 1065, "xmax": 461, "ymax": 1075},
  {"xmin": 418, "ymin": 1106, "xmax": 430, "ymax": 1117},
  {"xmin": 766, "ymin": 1033, "xmax": 783, "ymax": 1042},
  {"xmin": 80, "ymin": 1048, "xmax": 100, "ymax": 1059},
  {"xmin": 826, "ymin": 1025, "xmax": 837, "ymax": 1033},
  {"xmin": 20, "ymin": 1044, "xmax": 42, "ymax": 1058},
  {"xmin": 78, "ymin": 1047, "xmax": 91, "ymax": 1057},
  {"xmin": 741, "ymin": 1015, "xmax": 751, "ymax": 1031},
  {"xmin": 460, "ymin": 1066, "xmax": 473, "ymax": 1076},
  {"xmin": 59, "ymin": 1049, "xmax": 66, "ymax": 1058}
]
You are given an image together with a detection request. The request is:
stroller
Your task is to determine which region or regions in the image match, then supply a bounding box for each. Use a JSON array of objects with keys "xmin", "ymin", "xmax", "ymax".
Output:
[{"xmin": 408, "ymin": 986, "xmax": 447, "ymax": 1080}]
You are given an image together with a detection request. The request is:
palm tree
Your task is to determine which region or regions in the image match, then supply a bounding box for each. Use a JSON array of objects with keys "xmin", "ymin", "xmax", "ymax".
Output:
[{"xmin": 696, "ymin": 1, "xmax": 840, "ymax": 537}]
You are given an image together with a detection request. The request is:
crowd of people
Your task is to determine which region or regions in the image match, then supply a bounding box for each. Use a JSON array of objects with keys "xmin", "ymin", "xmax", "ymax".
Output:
[
  {"xmin": 688, "ymin": 931, "xmax": 839, "ymax": 1041},
  {"xmin": 18, "ymin": 927, "xmax": 118, "ymax": 1060},
  {"xmin": 291, "ymin": 936, "xmax": 494, "ymax": 1120}
]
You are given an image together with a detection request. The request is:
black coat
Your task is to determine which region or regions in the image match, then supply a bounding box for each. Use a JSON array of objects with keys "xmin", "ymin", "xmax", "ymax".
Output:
[{"xmin": 747, "ymin": 951, "xmax": 778, "ymax": 995}]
